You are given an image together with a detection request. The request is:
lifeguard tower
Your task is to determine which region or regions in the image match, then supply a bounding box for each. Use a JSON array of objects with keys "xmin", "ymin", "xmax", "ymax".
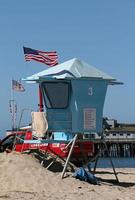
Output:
[
  {"xmin": 25, "ymin": 58, "xmax": 119, "ymax": 135},
  {"xmin": 24, "ymin": 58, "xmax": 121, "ymax": 180}
]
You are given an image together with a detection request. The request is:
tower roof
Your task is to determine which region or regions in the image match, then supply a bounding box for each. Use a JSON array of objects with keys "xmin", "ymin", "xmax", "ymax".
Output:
[{"xmin": 23, "ymin": 58, "xmax": 119, "ymax": 84}]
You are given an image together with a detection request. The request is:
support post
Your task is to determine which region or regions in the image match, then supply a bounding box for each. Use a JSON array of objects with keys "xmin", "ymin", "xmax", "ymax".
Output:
[
  {"xmin": 87, "ymin": 135, "xmax": 119, "ymax": 183},
  {"xmin": 103, "ymin": 141, "xmax": 119, "ymax": 183},
  {"xmin": 61, "ymin": 134, "xmax": 78, "ymax": 179},
  {"xmin": 38, "ymin": 85, "xmax": 44, "ymax": 112}
]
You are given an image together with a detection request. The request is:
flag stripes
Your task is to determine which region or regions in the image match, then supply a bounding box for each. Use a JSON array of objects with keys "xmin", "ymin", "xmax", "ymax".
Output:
[
  {"xmin": 12, "ymin": 79, "xmax": 25, "ymax": 92},
  {"xmin": 23, "ymin": 47, "xmax": 58, "ymax": 66}
]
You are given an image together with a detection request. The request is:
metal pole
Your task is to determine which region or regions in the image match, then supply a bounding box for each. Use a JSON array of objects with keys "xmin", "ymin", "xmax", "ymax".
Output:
[
  {"xmin": 11, "ymin": 79, "xmax": 14, "ymax": 130},
  {"xmin": 104, "ymin": 141, "xmax": 119, "ymax": 183},
  {"xmin": 61, "ymin": 134, "xmax": 78, "ymax": 179},
  {"xmin": 93, "ymin": 156, "xmax": 99, "ymax": 173},
  {"xmin": 10, "ymin": 79, "xmax": 17, "ymax": 131}
]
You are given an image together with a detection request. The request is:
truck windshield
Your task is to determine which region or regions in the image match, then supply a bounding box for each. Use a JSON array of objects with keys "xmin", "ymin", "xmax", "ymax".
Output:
[{"xmin": 42, "ymin": 82, "xmax": 70, "ymax": 109}]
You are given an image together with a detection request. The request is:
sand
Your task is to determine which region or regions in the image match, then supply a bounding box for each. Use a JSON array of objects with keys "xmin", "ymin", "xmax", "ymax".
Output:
[{"xmin": 0, "ymin": 152, "xmax": 135, "ymax": 200}]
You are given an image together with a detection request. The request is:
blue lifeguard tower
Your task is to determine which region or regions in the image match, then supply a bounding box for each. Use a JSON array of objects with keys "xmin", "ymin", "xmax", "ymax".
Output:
[
  {"xmin": 24, "ymin": 58, "xmax": 121, "ymax": 180},
  {"xmin": 25, "ymin": 58, "xmax": 119, "ymax": 137}
]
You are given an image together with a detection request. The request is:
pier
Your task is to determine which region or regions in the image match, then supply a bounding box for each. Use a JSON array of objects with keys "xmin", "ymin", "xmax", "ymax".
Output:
[{"xmin": 93, "ymin": 119, "xmax": 135, "ymax": 158}]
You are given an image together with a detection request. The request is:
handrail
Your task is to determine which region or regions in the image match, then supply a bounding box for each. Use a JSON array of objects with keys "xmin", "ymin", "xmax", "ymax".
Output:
[
  {"xmin": 18, "ymin": 108, "xmax": 33, "ymax": 130},
  {"xmin": 12, "ymin": 108, "xmax": 33, "ymax": 151}
]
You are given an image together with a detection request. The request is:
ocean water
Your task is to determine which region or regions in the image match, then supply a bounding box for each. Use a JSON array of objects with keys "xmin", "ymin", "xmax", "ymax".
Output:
[
  {"xmin": 90, "ymin": 157, "xmax": 135, "ymax": 168},
  {"xmin": 0, "ymin": 132, "xmax": 6, "ymax": 139}
]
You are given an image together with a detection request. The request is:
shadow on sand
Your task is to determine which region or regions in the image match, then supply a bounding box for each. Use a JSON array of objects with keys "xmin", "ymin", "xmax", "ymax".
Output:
[
  {"xmin": 94, "ymin": 170, "xmax": 135, "ymax": 187},
  {"xmin": 97, "ymin": 177, "xmax": 135, "ymax": 187}
]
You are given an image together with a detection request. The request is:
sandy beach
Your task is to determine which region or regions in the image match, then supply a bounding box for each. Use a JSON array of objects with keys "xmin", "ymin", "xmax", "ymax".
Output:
[{"xmin": 0, "ymin": 152, "xmax": 135, "ymax": 200}]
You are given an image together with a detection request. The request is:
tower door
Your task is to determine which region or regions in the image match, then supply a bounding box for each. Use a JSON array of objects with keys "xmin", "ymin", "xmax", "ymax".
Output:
[{"xmin": 41, "ymin": 81, "xmax": 72, "ymax": 132}]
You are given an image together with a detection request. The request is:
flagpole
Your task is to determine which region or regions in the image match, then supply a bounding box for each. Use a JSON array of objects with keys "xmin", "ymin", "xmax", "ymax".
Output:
[
  {"xmin": 38, "ymin": 62, "xmax": 58, "ymax": 112},
  {"xmin": 11, "ymin": 79, "xmax": 15, "ymax": 131},
  {"xmin": 10, "ymin": 79, "xmax": 17, "ymax": 131},
  {"xmin": 11, "ymin": 79, "xmax": 13, "ymax": 101}
]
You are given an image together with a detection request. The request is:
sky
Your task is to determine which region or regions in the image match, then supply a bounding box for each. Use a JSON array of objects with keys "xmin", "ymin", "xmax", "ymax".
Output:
[{"xmin": 0, "ymin": 0, "xmax": 135, "ymax": 135}]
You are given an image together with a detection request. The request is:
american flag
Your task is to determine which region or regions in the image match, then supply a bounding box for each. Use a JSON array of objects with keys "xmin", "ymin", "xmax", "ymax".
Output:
[
  {"xmin": 12, "ymin": 79, "xmax": 25, "ymax": 92},
  {"xmin": 23, "ymin": 46, "xmax": 58, "ymax": 66}
]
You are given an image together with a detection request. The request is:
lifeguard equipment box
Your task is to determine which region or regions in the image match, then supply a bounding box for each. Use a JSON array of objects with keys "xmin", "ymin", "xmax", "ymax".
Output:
[{"xmin": 24, "ymin": 58, "xmax": 119, "ymax": 136}]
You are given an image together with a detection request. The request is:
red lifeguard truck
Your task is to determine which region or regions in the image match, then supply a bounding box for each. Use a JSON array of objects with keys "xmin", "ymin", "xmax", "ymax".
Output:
[{"xmin": 0, "ymin": 130, "xmax": 94, "ymax": 163}]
